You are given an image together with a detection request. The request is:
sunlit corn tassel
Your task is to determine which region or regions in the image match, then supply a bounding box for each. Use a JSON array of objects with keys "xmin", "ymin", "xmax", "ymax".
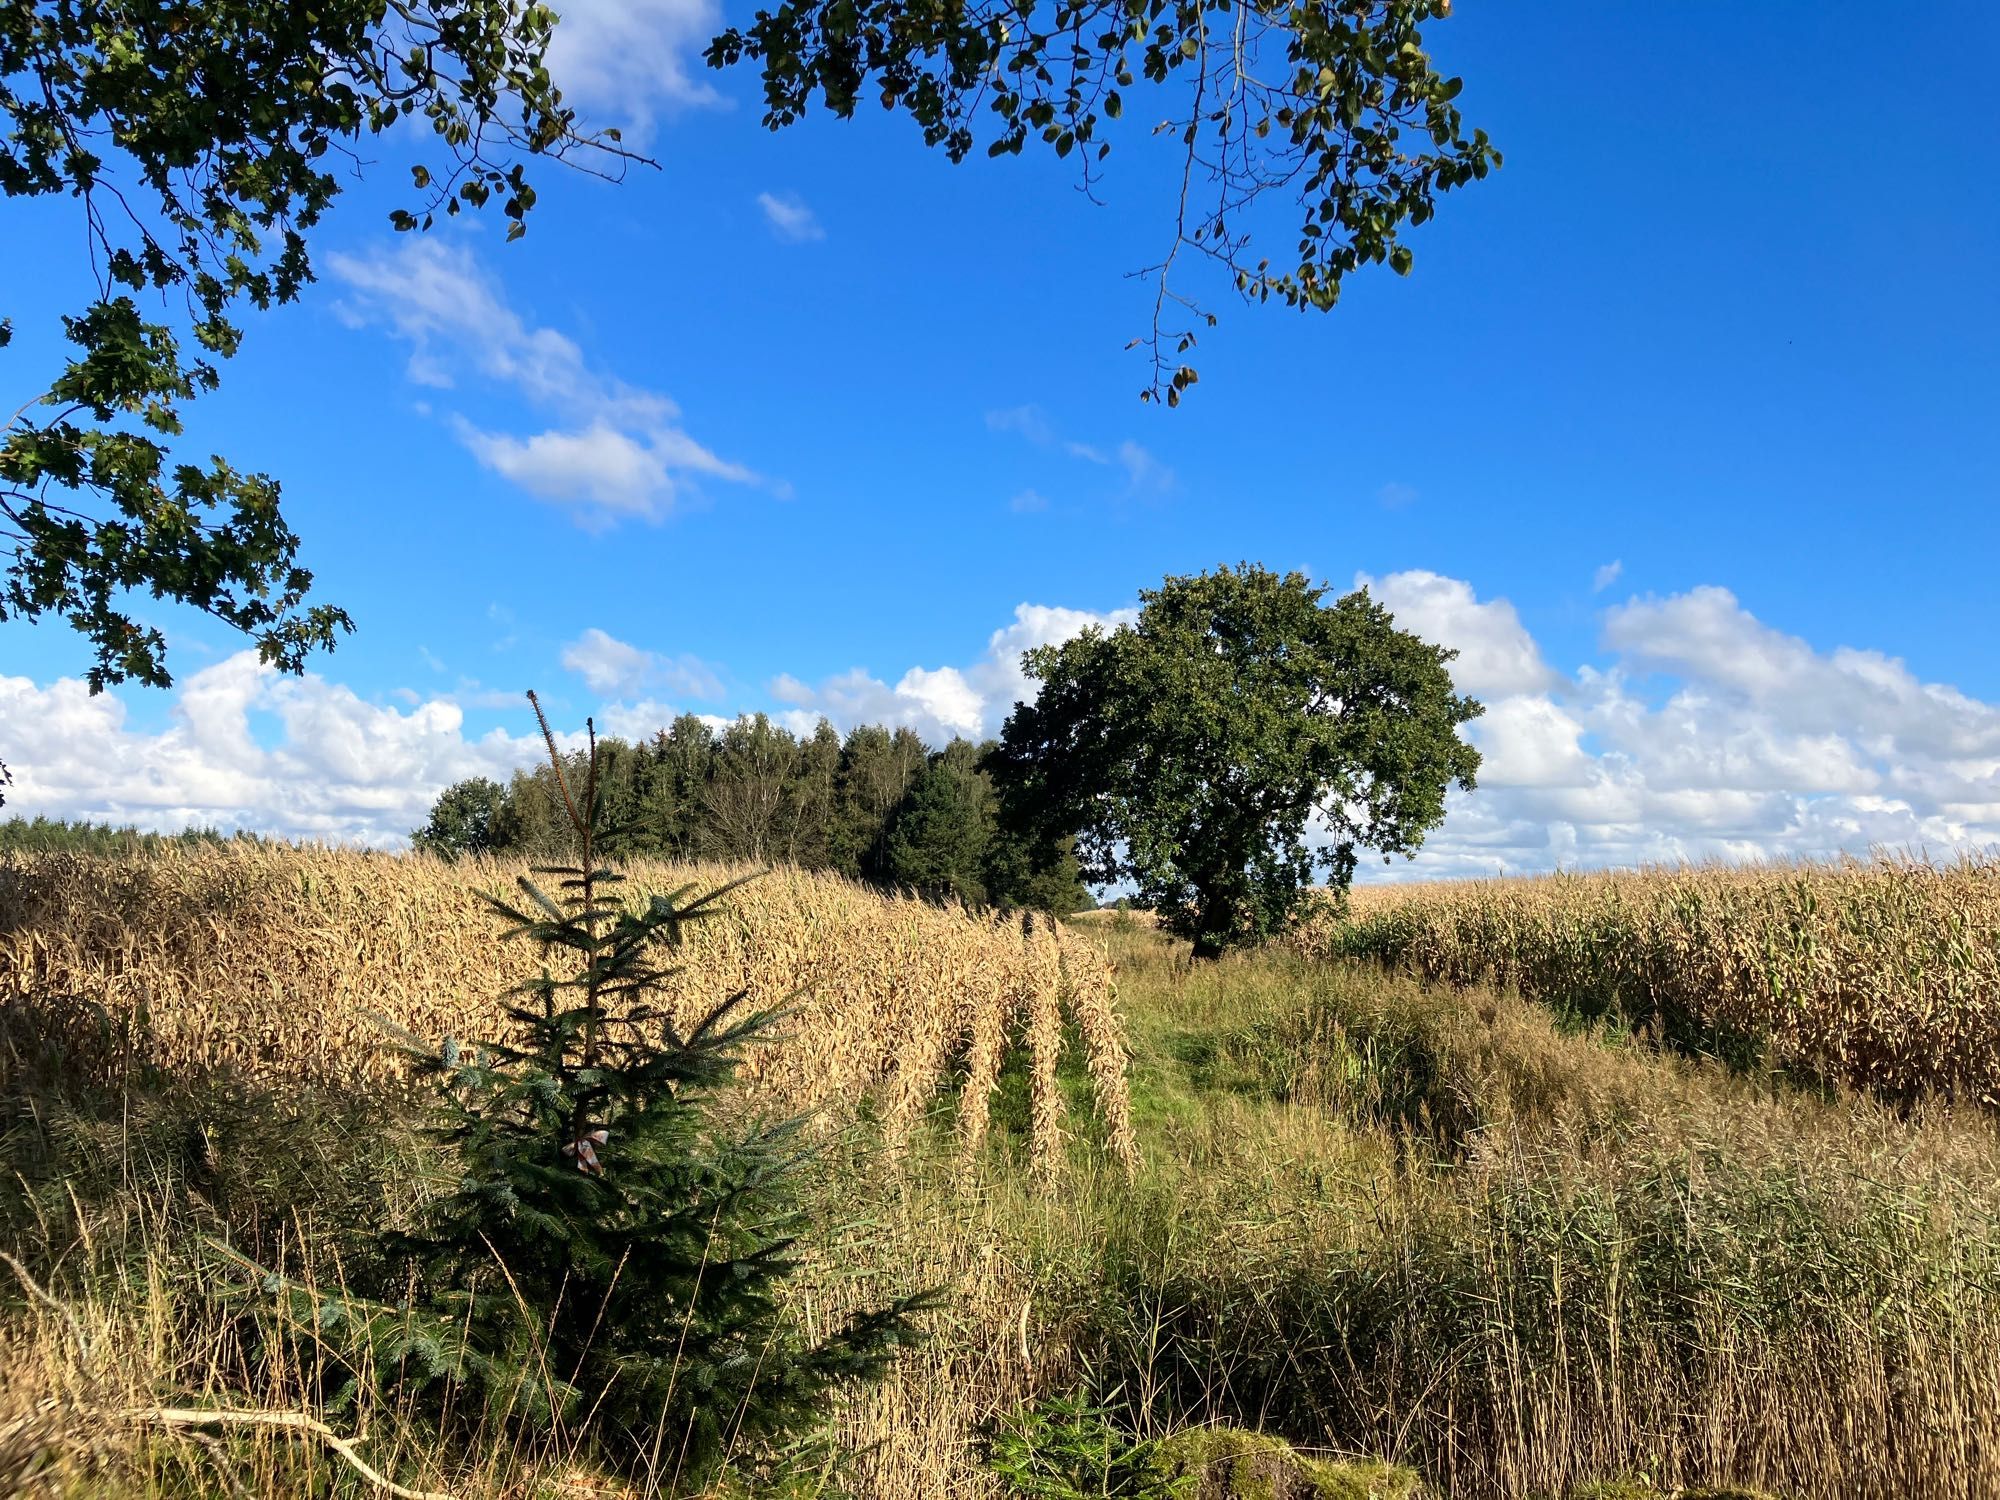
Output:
[
  {"xmin": 1058, "ymin": 923, "xmax": 1140, "ymax": 1176},
  {"xmin": 956, "ymin": 957, "xmax": 1010, "ymax": 1170},
  {"xmin": 1021, "ymin": 917, "xmax": 1067, "ymax": 1179}
]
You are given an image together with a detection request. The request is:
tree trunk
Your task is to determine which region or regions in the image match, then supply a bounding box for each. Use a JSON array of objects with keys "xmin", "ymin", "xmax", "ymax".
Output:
[{"xmin": 1189, "ymin": 883, "xmax": 1234, "ymax": 961}]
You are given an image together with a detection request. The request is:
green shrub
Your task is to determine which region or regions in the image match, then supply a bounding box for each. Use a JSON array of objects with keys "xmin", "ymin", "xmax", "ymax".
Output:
[{"xmin": 986, "ymin": 1393, "xmax": 1191, "ymax": 1499}]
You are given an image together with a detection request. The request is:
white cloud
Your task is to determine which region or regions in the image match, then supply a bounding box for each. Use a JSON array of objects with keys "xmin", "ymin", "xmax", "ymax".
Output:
[
  {"xmin": 596, "ymin": 700, "xmax": 731, "ymax": 741},
  {"xmin": 1602, "ymin": 587, "xmax": 2000, "ymax": 759},
  {"xmin": 758, "ymin": 578, "xmax": 2000, "ymax": 878},
  {"xmin": 1378, "ymin": 482, "xmax": 1419, "ymax": 510},
  {"xmin": 770, "ymin": 602, "xmax": 1138, "ymax": 744},
  {"xmin": 330, "ymin": 238, "xmax": 757, "ymax": 524},
  {"xmin": 1009, "ymin": 488, "xmax": 1050, "ymax": 514},
  {"xmin": 986, "ymin": 406, "xmax": 1173, "ymax": 492},
  {"xmin": 771, "ymin": 665, "xmax": 983, "ymax": 742},
  {"xmin": 1115, "ymin": 440, "xmax": 1173, "ymax": 493},
  {"xmin": 985, "ymin": 405, "xmax": 1058, "ymax": 446},
  {"xmin": 562, "ymin": 628, "xmax": 657, "ymax": 696},
  {"xmin": 756, "ymin": 191, "xmax": 825, "ymax": 242},
  {"xmin": 458, "ymin": 422, "xmax": 668, "ymax": 518},
  {"xmin": 18, "ymin": 579, "xmax": 1999, "ymax": 877},
  {"xmin": 1467, "ymin": 695, "xmax": 1594, "ymax": 789},
  {"xmin": 1351, "ymin": 575, "xmax": 2000, "ymax": 880},
  {"xmin": 0, "ymin": 655, "xmax": 550, "ymax": 847},
  {"xmin": 1360, "ymin": 569, "xmax": 1558, "ymax": 699},
  {"xmin": 561, "ymin": 628, "xmax": 724, "ymax": 700},
  {"xmin": 544, "ymin": 0, "xmax": 725, "ymax": 137},
  {"xmin": 1592, "ymin": 559, "xmax": 1623, "ymax": 592}
]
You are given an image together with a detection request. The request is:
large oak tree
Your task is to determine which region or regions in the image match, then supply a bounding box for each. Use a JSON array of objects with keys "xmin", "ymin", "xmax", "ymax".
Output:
[{"xmin": 987, "ymin": 563, "xmax": 1481, "ymax": 957}]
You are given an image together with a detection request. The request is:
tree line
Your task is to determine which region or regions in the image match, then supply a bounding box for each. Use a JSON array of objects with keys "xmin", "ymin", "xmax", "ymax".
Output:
[
  {"xmin": 414, "ymin": 713, "xmax": 1091, "ymax": 914},
  {"xmin": 0, "ymin": 817, "xmax": 245, "ymax": 855}
]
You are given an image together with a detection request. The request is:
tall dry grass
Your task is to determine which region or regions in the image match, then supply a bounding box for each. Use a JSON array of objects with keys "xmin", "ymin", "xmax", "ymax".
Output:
[
  {"xmin": 0, "ymin": 1088, "xmax": 1047, "ymax": 1500},
  {"xmin": 1296, "ymin": 853, "xmax": 2000, "ymax": 1104},
  {"xmin": 0, "ymin": 844, "xmax": 1137, "ymax": 1172},
  {"xmin": 1045, "ymin": 934, "xmax": 2000, "ymax": 1500}
]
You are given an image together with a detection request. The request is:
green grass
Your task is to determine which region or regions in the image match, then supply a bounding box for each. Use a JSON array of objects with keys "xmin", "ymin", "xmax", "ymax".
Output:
[{"xmin": 950, "ymin": 928, "xmax": 2000, "ymax": 1500}]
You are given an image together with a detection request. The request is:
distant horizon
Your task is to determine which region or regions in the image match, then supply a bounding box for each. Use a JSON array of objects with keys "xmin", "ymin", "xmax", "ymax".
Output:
[{"xmin": 7, "ymin": 801, "xmax": 1997, "ymax": 891}]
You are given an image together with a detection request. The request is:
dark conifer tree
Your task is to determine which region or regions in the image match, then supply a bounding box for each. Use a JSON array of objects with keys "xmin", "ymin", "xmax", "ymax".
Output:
[
  {"xmin": 880, "ymin": 743, "xmax": 993, "ymax": 904},
  {"xmin": 368, "ymin": 695, "xmax": 927, "ymax": 1489}
]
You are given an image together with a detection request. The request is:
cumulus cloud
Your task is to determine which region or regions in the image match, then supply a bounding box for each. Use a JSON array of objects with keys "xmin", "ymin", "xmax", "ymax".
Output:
[
  {"xmin": 544, "ymin": 0, "xmax": 725, "ymax": 136},
  {"xmin": 1364, "ymin": 578, "xmax": 2000, "ymax": 880},
  {"xmin": 756, "ymin": 191, "xmax": 825, "ymax": 242},
  {"xmin": 758, "ymin": 578, "xmax": 2000, "ymax": 878},
  {"xmin": 330, "ymin": 238, "xmax": 757, "ymax": 524},
  {"xmin": 771, "ymin": 666, "xmax": 989, "ymax": 742},
  {"xmin": 1360, "ymin": 569, "xmax": 1559, "ymax": 699},
  {"xmin": 1602, "ymin": 587, "xmax": 2000, "ymax": 760},
  {"xmin": 457, "ymin": 423, "xmax": 665, "ymax": 518},
  {"xmin": 561, "ymin": 628, "xmax": 724, "ymax": 701},
  {"xmin": 561, "ymin": 628, "xmax": 656, "ymax": 696},
  {"xmin": 770, "ymin": 602, "xmax": 1138, "ymax": 743},
  {"xmin": 597, "ymin": 700, "xmax": 731, "ymax": 741},
  {"xmin": 0, "ymin": 655, "xmax": 548, "ymax": 847},
  {"xmin": 17, "ymin": 579, "xmax": 2000, "ymax": 874}
]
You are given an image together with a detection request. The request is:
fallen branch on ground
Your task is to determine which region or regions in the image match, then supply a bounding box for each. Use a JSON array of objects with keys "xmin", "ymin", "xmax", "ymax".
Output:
[{"xmin": 125, "ymin": 1408, "xmax": 456, "ymax": 1500}]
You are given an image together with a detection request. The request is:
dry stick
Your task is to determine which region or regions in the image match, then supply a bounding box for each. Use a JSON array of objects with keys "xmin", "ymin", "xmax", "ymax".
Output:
[{"xmin": 124, "ymin": 1409, "xmax": 456, "ymax": 1500}]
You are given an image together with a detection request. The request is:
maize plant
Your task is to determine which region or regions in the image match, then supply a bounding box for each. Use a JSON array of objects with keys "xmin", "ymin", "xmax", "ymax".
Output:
[
  {"xmin": 0, "ymin": 845, "xmax": 1138, "ymax": 1173},
  {"xmin": 1293, "ymin": 854, "xmax": 2000, "ymax": 1106}
]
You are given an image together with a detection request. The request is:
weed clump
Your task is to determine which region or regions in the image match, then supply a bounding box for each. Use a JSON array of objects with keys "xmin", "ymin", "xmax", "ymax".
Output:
[
  {"xmin": 983, "ymin": 1397, "xmax": 1422, "ymax": 1500},
  {"xmin": 1156, "ymin": 1427, "xmax": 1425, "ymax": 1499}
]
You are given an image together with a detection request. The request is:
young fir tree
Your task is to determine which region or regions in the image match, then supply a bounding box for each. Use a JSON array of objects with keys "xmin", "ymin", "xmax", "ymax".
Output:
[{"xmin": 376, "ymin": 693, "xmax": 927, "ymax": 1489}]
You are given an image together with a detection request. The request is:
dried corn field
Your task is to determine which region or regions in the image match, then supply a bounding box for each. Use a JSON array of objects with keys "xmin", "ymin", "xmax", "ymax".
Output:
[
  {"xmin": 0, "ymin": 845, "xmax": 1137, "ymax": 1173},
  {"xmin": 1297, "ymin": 853, "xmax": 2000, "ymax": 1105}
]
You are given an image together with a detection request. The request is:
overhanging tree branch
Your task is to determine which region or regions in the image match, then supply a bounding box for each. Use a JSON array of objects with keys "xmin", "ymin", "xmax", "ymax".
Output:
[
  {"xmin": 707, "ymin": 0, "xmax": 1496, "ymax": 403},
  {"xmin": 1, "ymin": 0, "xmax": 650, "ymax": 690}
]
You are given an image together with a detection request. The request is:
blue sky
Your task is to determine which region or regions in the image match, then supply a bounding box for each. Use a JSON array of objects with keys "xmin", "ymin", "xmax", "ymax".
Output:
[{"xmin": 5, "ymin": 0, "xmax": 1999, "ymax": 874}]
